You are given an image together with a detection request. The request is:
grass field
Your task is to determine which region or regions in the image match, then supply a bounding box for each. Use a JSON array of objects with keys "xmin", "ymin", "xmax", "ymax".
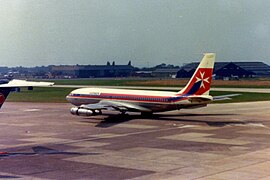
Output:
[
  {"xmin": 6, "ymin": 87, "xmax": 270, "ymax": 104},
  {"xmin": 50, "ymin": 78, "xmax": 270, "ymax": 88},
  {"xmin": 7, "ymin": 87, "xmax": 73, "ymax": 103}
]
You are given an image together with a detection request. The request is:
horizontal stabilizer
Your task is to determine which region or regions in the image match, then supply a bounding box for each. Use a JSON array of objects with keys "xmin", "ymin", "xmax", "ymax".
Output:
[{"xmin": 213, "ymin": 94, "xmax": 241, "ymax": 101}]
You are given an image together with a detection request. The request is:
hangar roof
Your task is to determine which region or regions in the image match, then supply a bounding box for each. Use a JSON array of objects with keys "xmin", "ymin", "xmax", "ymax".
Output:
[{"xmin": 181, "ymin": 61, "xmax": 270, "ymax": 76}]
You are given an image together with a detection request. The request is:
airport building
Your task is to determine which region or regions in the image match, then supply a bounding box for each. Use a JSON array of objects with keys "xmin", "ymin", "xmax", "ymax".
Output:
[
  {"xmin": 51, "ymin": 65, "xmax": 81, "ymax": 78},
  {"xmin": 2, "ymin": 61, "xmax": 270, "ymax": 79},
  {"xmin": 51, "ymin": 61, "xmax": 135, "ymax": 78},
  {"xmin": 177, "ymin": 61, "xmax": 270, "ymax": 79},
  {"xmin": 151, "ymin": 68, "xmax": 180, "ymax": 78}
]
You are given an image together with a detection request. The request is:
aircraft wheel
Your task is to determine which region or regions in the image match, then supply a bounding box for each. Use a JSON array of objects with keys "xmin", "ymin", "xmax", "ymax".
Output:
[{"xmin": 141, "ymin": 112, "xmax": 153, "ymax": 117}]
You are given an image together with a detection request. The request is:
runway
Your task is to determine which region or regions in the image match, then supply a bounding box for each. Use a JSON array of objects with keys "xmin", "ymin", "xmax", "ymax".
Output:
[{"xmin": 0, "ymin": 102, "xmax": 270, "ymax": 179}]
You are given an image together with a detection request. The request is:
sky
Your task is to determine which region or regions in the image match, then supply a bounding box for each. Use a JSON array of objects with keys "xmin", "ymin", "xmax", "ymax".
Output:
[{"xmin": 0, "ymin": 0, "xmax": 270, "ymax": 67}]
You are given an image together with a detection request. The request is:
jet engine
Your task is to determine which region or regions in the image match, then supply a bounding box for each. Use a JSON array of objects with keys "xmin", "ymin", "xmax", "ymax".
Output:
[{"xmin": 70, "ymin": 107, "xmax": 102, "ymax": 116}]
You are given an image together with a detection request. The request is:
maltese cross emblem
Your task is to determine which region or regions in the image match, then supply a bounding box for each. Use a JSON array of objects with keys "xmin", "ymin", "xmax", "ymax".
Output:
[{"xmin": 195, "ymin": 71, "xmax": 210, "ymax": 89}]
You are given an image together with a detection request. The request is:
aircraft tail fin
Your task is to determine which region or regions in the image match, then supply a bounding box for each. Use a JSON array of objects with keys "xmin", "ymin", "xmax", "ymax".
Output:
[
  {"xmin": 0, "ymin": 88, "xmax": 12, "ymax": 109},
  {"xmin": 178, "ymin": 53, "xmax": 215, "ymax": 96}
]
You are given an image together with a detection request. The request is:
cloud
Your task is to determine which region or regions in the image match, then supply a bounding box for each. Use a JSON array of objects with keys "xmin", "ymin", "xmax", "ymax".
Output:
[{"xmin": 0, "ymin": 0, "xmax": 270, "ymax": 67}]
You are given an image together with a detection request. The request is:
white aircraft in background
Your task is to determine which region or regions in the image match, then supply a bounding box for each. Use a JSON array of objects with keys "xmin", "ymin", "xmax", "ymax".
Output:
[
  {"xmin": 66, "ymin": 53, "xmax": 238, "ymax": 117},
  {"xmin": 0, "ymin": 79, "xmax": 54, "ymax": 109}
]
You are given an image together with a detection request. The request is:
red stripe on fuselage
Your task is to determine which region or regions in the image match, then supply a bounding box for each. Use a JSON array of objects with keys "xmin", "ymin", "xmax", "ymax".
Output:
[{"xmin": 69, "ymin": 92, "xmax": 188, "ymax": 103}]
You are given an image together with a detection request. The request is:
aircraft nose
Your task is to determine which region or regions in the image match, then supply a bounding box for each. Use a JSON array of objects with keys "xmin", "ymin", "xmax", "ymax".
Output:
[{"xmin": 66, "ymin": 94, "xmax": 73, "ymax": 103}]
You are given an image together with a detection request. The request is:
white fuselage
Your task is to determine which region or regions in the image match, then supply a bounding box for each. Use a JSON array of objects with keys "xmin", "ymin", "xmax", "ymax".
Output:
[
  {"xmin": 66, "ymin": 54, "xmax": 215, "ymax": 116},
  {"xmin": 66, "ymin": 87, "xmax": 203, "ymax": 112}
]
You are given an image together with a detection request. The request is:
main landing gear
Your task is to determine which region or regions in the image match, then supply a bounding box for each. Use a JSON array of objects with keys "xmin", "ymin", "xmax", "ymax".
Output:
[
  {"xmin": 141, "ymin": 112, "xmax": 153, "ymax": 117},
  {"xmin": 120, "ymin": 111, "xmax": 127, "ymax": 115}
]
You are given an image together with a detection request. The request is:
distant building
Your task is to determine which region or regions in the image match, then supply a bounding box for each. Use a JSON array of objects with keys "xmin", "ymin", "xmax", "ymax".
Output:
[
  {"xmin": 0, "ymin": 67, "xmax": 8, "ymax": 73},
  {"xmin": 0, "ymin": 67, "xmax": 9, "ymax": 78},
  {"xmin": 175, "ymin": 68, "xmax": 194, "ymax": 78},
  {"xmin": 233, "ymin": 62, "xmax": 270, "ymax": 77},
  {"xmin": 151, "ymin": 68, "xmax": 180, "ymax": 78},
  {"xmin": 78, "ymin": 63, "xmax": 134, "ymax": 78},
  {"xmin": 214, "ymin": 62, "xmax": 255, "ymax": 79},
  {"xmin": 133, "ymin": 71, "xmax": 153, "ymax": 77},
  {"xmin": 177, "ymin": 61, "xmax": 270, "ymax": 79},
  {"xmin": 51, "ymin": 65, "xmax": 81, "ymax": 78},
  {"xmin": 51, "ymin": 62, "xmax": 134, "ymax": 78}
]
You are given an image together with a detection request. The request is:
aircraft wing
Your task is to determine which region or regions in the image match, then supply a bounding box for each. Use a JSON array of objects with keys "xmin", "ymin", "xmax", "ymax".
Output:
[
  {"xmin": 213, "ymin": 94, "xmax": 241, "ymax": 101},
  {"xmin": 80, "ymin": 100, "xmax": 152, "ymax": 112},
  {"xmin": 0, "ymin": 79, "xmax": 54, "ymax": 87},
  {"xmin": 0, "ymin": 79, "xmax": 54, "ymax": 109}
]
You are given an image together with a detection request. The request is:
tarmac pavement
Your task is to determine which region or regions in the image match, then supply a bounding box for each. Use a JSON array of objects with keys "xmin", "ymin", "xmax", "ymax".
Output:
[{"xmin": 0, "ymin": 101, "xmax": 270, "ymax": 179}]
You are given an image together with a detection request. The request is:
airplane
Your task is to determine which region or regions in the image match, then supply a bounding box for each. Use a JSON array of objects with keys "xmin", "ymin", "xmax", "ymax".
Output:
[
  {"xmin": 0, "ymin": 79, "xmax": 54, "ymax": 109},
  {"xmin": 66, "ymin": 53, "xmax": 239, "ymax": 117}
]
